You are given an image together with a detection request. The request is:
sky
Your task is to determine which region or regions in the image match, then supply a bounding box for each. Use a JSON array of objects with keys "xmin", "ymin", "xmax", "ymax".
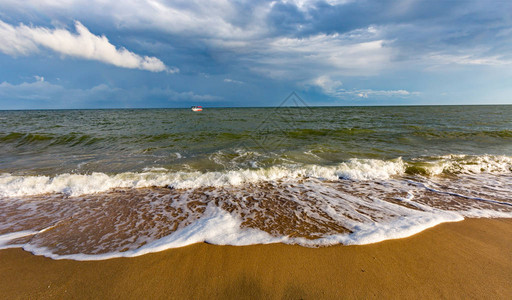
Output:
[{"xmin": 0, "ymin": 0, "xmax": 511, "ymax": 109}]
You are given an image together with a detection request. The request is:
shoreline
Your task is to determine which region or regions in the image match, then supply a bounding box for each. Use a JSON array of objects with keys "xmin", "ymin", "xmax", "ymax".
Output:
[{"xmin": 1, "ymin": 218, "xmax": 511, "ymax": 299}]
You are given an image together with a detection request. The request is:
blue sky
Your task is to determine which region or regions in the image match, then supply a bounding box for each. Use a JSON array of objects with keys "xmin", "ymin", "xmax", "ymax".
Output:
[{"xmin": 0, "ymin": 0, "xmax": 511, "ymax": 109}]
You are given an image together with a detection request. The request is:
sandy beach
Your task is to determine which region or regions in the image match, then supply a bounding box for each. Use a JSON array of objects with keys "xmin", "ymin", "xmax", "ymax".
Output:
[
  {"xmin": 1, "ymin": 218, "xmax": 511, "ymax": 299},
  {"xmin": 2, "ymin": 0, "xmax": 511, "ymax": 298}
]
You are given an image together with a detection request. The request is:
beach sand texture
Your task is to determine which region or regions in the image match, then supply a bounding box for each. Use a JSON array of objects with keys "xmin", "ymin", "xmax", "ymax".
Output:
[{"xmin": 1, "ymin": 218, "xmax": 510, "ymax": 299}]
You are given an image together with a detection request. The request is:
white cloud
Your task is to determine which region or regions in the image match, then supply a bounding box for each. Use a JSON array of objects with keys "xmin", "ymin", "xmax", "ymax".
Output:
[
  {"xmin": 311, "ymin": 75, "xmax": 342, "ymax": 94},
  {"xmin": 1, "ymin": 1, "xmax": 509, "ymax": 75},
  {"xmin": 149, "ymin": 88, "xmax": 221, "ymax": 101},
  {"xmin": 426, "ymin": 53, "xmax": 512, "ymax": 66},
  {"xmin": 282, "ymin": 0, "xmax": 353, "ymax": 10},
  {"xmin": 0, "ymin": 0, "xmax": 268, "ymax": 40},
  {"xmin": 0, "ymin": 20, "xmax": 38, "ymax": 55},
  {"xmin": 0, "ymin": 2, "xmax": 388, "ymax": 79},
  {"xmin": 0, "ymin": 19, "xmax": 174, "ymax": 72},
  {"xmin": 309, "ymin": 75, "xmax": 417, "ymax": 99},
  {"xmin": 275, "ymin": 36, "xmax": 390, "ymax": 73},
  {"xmin": 336, "ymin": 88, "xmax": 418, "ymax": 99},
  {"xmin": 245, "ymin": 33, "xmax": 393, "ymax": 79},
  {"xmin": 350, "ymin": 89, "xmax": 414, "ymax": 98},
  {"xmin": 224, "ymin": 78, "xmax": 244, "ymax": 84}
]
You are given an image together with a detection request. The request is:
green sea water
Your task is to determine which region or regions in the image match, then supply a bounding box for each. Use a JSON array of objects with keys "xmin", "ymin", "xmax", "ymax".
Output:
[{"xmin": 1, "ymin": 105, "xmax": 511, "ymax": 175}]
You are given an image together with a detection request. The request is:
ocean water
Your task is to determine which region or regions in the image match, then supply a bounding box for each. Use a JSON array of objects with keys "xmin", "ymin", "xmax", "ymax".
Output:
[{"xmin": 0, "ymin": 105, "xmax": 511, "ymax": 260}]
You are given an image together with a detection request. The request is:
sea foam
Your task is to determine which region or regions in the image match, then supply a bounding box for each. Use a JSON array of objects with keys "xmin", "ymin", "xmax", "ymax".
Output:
[
  {"xmin": 0, "ymin": 158, "xmax": 406, "ymax": 197},
  {"xmin": 1, "ymin": 155, "xmax": 510, "ymax": 198},
  {"xmin": 13, "ymin": 205, "xmax": 464, "ymax": 261}
]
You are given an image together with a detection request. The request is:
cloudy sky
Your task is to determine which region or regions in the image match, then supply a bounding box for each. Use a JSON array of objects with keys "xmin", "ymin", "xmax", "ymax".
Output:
[{"xmin": 0, "ymin": 0, "xmax": 511, "ymax": 109}]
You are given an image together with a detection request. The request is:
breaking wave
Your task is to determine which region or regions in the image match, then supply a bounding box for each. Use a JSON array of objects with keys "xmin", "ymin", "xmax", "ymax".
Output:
[{"xmin": 1, "ymin": 155, "xmax": 510, "ymax": 197}]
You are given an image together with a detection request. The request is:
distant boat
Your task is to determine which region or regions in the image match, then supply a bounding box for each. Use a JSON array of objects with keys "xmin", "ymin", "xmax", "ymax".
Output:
[{"xmin": 191, "ymin": 106, "xmax": 203, "ymax": 112}]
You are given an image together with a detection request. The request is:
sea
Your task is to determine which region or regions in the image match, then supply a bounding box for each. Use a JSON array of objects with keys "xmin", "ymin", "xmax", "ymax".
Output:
[{"xmin": 1, "ymin": 104, "xmax": 511, "ymax": 260}]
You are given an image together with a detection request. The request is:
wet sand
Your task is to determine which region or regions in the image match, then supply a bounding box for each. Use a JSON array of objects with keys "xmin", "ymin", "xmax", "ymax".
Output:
[{"xmin": 1, "ymin": 218, "xmax": 511, "ymax": 299}]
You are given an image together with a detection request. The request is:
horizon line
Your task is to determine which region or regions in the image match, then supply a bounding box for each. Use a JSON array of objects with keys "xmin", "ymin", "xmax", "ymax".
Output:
[{"xmin": 1, "ymin": 103, "xmax": 511, "ymax": 111}]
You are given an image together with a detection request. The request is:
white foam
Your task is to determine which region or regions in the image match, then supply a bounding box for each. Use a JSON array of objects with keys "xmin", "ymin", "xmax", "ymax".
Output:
[
  {"xmin": 0, "ymin": 224, "xmax": 58, "ymax": 249},
  {"xmin": 289, "ymin": 210, "xmax": 464, "ymax": 247},
  {"xmin": 4, "ymin": 174, "xmax": 510, "ymax": 261},
  {"xmin": 340, "ymin": 212, "xmax": 464, "ymax": 245},
  {"xmin": 20, "ymin": 205, "xmax": 466, "ymax": 261},
  {"xmin": 0, "ymin": 158, "xmax": 406, "ymax": 197},
  {"xmin": 416, "ymin": 154, "xmax": 512, "ymax": 176},
  {"xmin": 407, "ymin": 179, "xmax": 512, "ymax": 208},
  {"xmin": 23, "ymin": 206, "xmax": 285, "ymax": 261},
  {"xmin": 1, "ymin": 155, "xmax": 509, "ymax": 197},
  {"xmin": 336, "ymin": 158, "xmax": 405, "ymax": 180},
  {"xmin": 0, "ymin": 230, "xmax": 38, "ymax": 248}
]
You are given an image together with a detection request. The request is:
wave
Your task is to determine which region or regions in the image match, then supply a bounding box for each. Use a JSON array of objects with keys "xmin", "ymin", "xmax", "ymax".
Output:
[
  {"xmin": 0, "ymin": 158, "xmax": 406, "ymax": 197},
  {"xmin": 0, "ymin": 131, "xmax": 253, "ymax": 150},
  {"xmin": 405, "ymin": 154, "xmax": 512, "ymax": 176},
  {"xmin": 287, "ymin": 128, "xmax": 376, "ymax": 138},
  {"xmin": 0, "ymin": 154, "xmax": 510, "ymax": 197},
  {"xmin": 0, "ymin": 132, "xmax": 102, "ymax": 147},
  {"xmin": 413, "ymin": 129, "xmax": 512, "ymax": 139}
]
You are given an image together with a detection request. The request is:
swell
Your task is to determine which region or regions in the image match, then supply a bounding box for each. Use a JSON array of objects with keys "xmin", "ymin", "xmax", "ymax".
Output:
[
  {"xmin": 287, "ymin": 128, "xmax": 376, "ymax": 138},
  {"xmin": 0, "ymin": 131, "xmax": 253, "ymax": 149},
  {"xmin": 2, "ymin": 128, "xmax": 510, "ymax": 155},
  {"xmin": 412, "ymin": 129, "xmax": 512, "ymax": 139},
  {"xmin": 0, "ymin": 132, "xmax": 103, "ymax": 148}
]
